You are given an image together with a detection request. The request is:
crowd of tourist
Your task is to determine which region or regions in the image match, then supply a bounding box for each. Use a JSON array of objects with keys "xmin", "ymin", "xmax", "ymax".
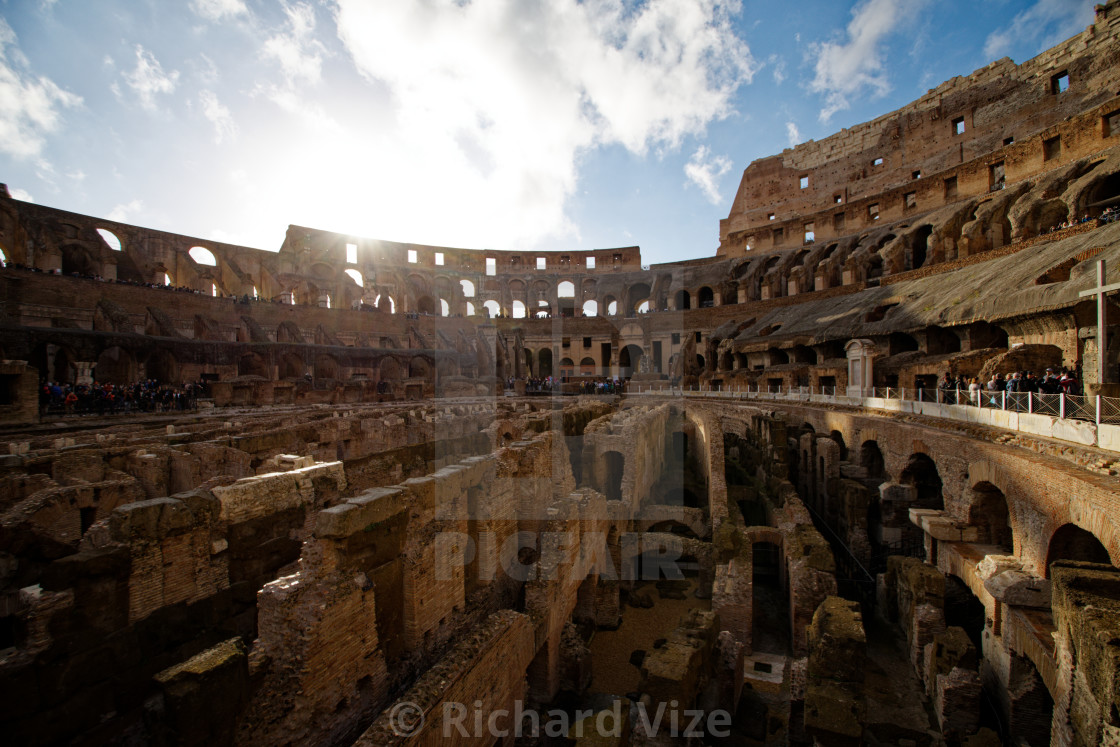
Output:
[
  {"xmin": 39, "ymin": 379, "xmax": 208, "ymax": 417},
  {"xmin": 931, "ymin": 367, "xmax": 1081, "ymax": 405}
]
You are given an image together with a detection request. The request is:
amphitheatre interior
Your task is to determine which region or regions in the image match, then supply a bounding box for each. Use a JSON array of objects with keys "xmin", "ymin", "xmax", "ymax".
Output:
[{"xmin": 4, "ymin": 3, "xmax": 1120, "ymax": 746}]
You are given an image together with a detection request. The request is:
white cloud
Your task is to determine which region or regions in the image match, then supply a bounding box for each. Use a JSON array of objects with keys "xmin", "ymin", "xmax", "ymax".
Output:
[
  {"xmin": 684, "ymin": 145, "xmax": 733, "ymax": 204},
  {"xmin": 984, "ymin": 0, "xmax": 1096, "ymax": 59},
  {"xmin": 190, "ymin": 0, "xmax": 249, "ymax": 22},
  {"xmin": 807, "ymin": 0, "xmax": 924, "ymax": 122},
  {"xmin": 0, "ymin": 18, "xmax": 81, "ymax": 160},
  {"xmin": 9, "ymin": 187, "xmax": 34, "ymax": 202},
  {"xmin": 331, "ymin": 0, "xmax": 754, "ymax": 248},
  {"xmin": 113, "ymin": 45, "xmax": 179, "ymax": 111},
  {"xmin": 108, "ymin": 198, "xmax": 144, "ymax": 223},
  {"xmin": 199, "ymin": 90, "xmax": 238, "ymax": 144},
  {"xmin": 768, "ymin": 53, "xmax": 786, "ymax": 85},
  {"xmin": 262, "ymin": 2, "xmax": 324, "ymax": 86},
  {"xmin": 786, "ymin": 121, "xmax": 801, "ymax": 147}
]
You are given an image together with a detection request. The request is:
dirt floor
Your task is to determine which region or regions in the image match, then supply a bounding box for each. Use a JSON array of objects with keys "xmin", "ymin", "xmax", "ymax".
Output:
[{"xmin": 587, "ymin": 577, "xmax": 711, "ymax": 697}]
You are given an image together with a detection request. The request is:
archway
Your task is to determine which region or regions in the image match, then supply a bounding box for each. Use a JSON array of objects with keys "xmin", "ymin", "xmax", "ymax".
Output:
[
  {"xmin": 619, "ymin": 344, "xmax": 643, "ymax": 378},
  {"xmin": 145, "ymin": 349, "xmax": 179, "ymax": 384},
  {"xmin": 697, "ymin": 286, "xmax": 714, "ymax": 308},
  {"xmin": 968, "ymin": 482, "xmax": 1013, "ymax": 552},
  {"xmin": 900, "ymin": 453, "xmax": 943, "ymax": 510},
  {"xmin": 415, "ymin": 295, "xmax": 436, "ymax": 315},
  {"xmin": 279, "ymin": 353, "xmax": 305, "ymax": 379},
  {"xmin": 1046, "ymin": 523, "xmax": 1111, "ymax": 576},
  {"xmin": 675, "ymin": 289, "xmax": 691, "ymax": 310},
  {"xmin": 94, "ymin": 346, "xmax": 137, "ymax": 383},
  {"xmin": 537, "ymin": 348, "xmax": 553, "ymax": 378},
  {"xmin": 379, "ymin": 357, "xmax": 402, "ymax": 383},
  {"xmin": 238, "ymin": 353, "xmax": 267, "ymax": 378}
]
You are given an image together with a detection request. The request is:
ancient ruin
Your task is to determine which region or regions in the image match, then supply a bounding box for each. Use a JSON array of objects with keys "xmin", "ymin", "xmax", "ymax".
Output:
[{"xmin": 2, "ymin": 3, "xmax": 1120, "ymax": 745}]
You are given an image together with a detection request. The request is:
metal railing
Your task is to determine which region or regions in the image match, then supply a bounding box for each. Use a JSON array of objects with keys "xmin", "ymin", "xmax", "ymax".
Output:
[{"xmin": 629, "ymin": 382, "xmax": 1120, "ymax": 443}]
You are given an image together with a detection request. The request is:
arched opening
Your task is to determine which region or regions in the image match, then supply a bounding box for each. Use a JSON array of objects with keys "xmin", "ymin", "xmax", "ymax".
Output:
[
  {"xmin": 375, "ymin": 294, "xmax": 396, "ymax": 314},
  {"xmin": 409, "ymin": 357, "xmax": 432, "ymax": 379},
  {"xmin": 465, "ymin": 301, "xmax": 476, "ymax": 316},
  {"xmin": 603, "ymin": 451, "xmax": 624, "ymax": 502},
  {"xmin": 344, "ymin": 268, "xmax": 363, "ymax": 287},
  {"xmin": 910, "ymin": 225, "xmax": 933, "ymax": 269},
  {"xmin": 61, "ymin": 245, "xmax": 97, "ymax": 276},
  {"xmin": 888, "ymin": 332, "xmax": 920, "ymax": 355},
  {"xmin": 97, "ymin": 228, "xmax": 122, "ymax": 251},
  {"xmin": 314, "ymin": 354, "xmax": 340, "ymax": 380},
  {"xmin": 52, "ymin": 346, "xmax": 76, "ymax": 384},
  {"xmin": 675, "ymin": 289, "xmax": 691, "ymax": 310},
  {"xmin": 537, "ymin": 348, "xmax": 553, "ymax": 378},
  {"xmin": 279, "ymin": 353, "xmax": 304, "ymax": 379},
  {"xmin": 767, "ymin": 347, "xmax": 789, "ymax": 366},
  {"xmin": 237, "ymin": 353, "xmax": 267, "ymax": 378},
  {"xmin": 1046, "ymin": 524, "xmax": 1111, "ymax": 576},
  {"xmin": 511, "ymin": 300, "xmax": 526, "ymax": 319},
  {"xmin": 379, "ymin": 357, "xmax": 402, "ymax": 383},
  {"xmin": 559, "ymin": 357, "xmax": 574, "ymax": 377},
  {"xmin": 0, "ymin": 246, "xmax": 7, "ymax": 266},
  {"xmin": 925, "ymin": 326, "xmax": 961, "ymax": 355},
  {"xmin": 627, "ymin": 284, "xmax": 650, "ymax": 316},
  {"xmin": 415, "ymin": 295, "xmax": 436, "ymax": 315},
  {"xmin": 535, "ymin": 300, "xmax": 551, "ymax": 319},
  {"xmin": 968, "ymin": 482, "xmax": 1013, "ymax": 552},
  {"xmin": 582, "ymin": 299, "xmax": 597, "ymax": 317},
  {"xmin": 94, "ymin": 346, "xmax": 136, "ymax": 383},
  {"xmin": 579, "ymin": 357, "xmax": 595, "ymax": 376},
  {"xmin": 483, "ymin": 300, "xmax": 500, "ymax": 318},
  {"xmin": 460, "ymin": 279, "xmax": 475, "ymax": 297},
  {"xmin": 557, "ymin": 280, "xmax": 575, "ymax": 298},
  {"xmin": 900, "ymin": 453, "xmax": 943, "ymax": 510},
  {"xmin": 619, "ymin": 344, "xmax": 643, "ymax": 378},
  {"xmin": 605, "ymin": 297, "xmax": 618, "ymax": 316},
  {"xmin": 697, "ymin": 286, "xmax": 714, "ymax": 308},
  {"xmin": 439, "ymin": 298, "xmax": 449, "ymax": 317},
  {"xmin": 189, "ymin": 246, "xmax": 217, "ymax": 266},
  {"xmin": 829, "ymin": 430, "xmax": 848, "ymax": 461},
  {"xmin": 145, "ymin": 349, "xmax": 179, "ymax": 383},
  {"xmin": 1086, "ymin": 172, "xmax": 1120, "ymax": 217}
]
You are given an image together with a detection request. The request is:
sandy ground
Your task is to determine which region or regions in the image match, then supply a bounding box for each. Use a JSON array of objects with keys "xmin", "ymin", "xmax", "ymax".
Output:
[{"xmin": 587, "ymin": 578, "xmax": 711, "ymax": 697}]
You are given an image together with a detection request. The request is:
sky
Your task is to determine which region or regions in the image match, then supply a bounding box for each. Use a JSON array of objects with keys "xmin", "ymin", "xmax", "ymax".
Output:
[{"xmin": 0, "ymin": 0, "xmax": 1100, "ymax": 266}]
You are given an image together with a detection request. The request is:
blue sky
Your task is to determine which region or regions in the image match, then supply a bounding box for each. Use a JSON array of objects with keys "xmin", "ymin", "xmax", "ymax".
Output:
[{"xmin": 0, "ymin": 0, "xmax": 1098, "ymax": 266}]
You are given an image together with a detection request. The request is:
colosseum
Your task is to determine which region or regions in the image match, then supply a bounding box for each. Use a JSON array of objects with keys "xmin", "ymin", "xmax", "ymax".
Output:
[{"xmin": 2, "ymin": 4, "xmax": 1120, "ymax": 746}]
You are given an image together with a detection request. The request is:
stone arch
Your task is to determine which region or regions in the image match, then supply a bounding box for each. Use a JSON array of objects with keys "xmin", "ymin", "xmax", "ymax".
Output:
[
  {"xmin": 415, "ymin": 295, "xmax": 436, "ymax": 315},
  {"xmin": 1045, "ymin": 523, "xmax": 1112, "ymax": 576},
  {"xmin": 626, "ymin": 283, "xmax": 650, "ymax": 315},
  {"xmin": 967, "ymin": 481, "xmax": 1013, "ymax": 552},
  {"xmin": 900, "ymin": 453, "xmax": 943, "ymax": 510},
  {"xmin": 409, "ymin": 356, "xmax": 432, "ymax": 380},
  {"xmin": 619, "ymin": 344, "xmax": 643, "ymax": 378},
  {"xmin": 237, "ymin": 352, "xmax": 268, "ymax": 378},
  {"xmin": 144, "ymin": 348, "xmax": 180, "ymax": 383},
  {"xmin": 94, "ymin": 346, "xmax": 137, "ymax": 383},
  {"xmin": 537, "ymin": 348, "xmax": 553, "ymax": 378},
  {"xmin": 675, "ymin": 289, "xmax": 691, "ymax": 310},
  {"xmin": 276, "ymin": 321, "xmax": 305, "ymax": 343},
  {"xmin": 60, "ymin": 244, "xmax": 98, "ymax": 276},
  {"xmin": 379, "ymin": 356, "xmax": 402, "ymax": 382},
  {"xmin": 279, "ymin": 352, "xmax": 305, "ymax": 379}
]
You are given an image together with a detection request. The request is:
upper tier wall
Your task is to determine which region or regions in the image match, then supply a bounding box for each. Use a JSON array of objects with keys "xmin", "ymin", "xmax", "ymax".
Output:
[{"xmin": 718, "ymin": 0, "xmax": 1120, "ymax": 255}]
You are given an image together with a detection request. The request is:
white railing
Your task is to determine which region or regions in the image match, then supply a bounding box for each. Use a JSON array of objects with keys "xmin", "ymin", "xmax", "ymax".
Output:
[{"xmin": 628, "ymin": 383, "xmax": 1120, "ymax": 453}]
